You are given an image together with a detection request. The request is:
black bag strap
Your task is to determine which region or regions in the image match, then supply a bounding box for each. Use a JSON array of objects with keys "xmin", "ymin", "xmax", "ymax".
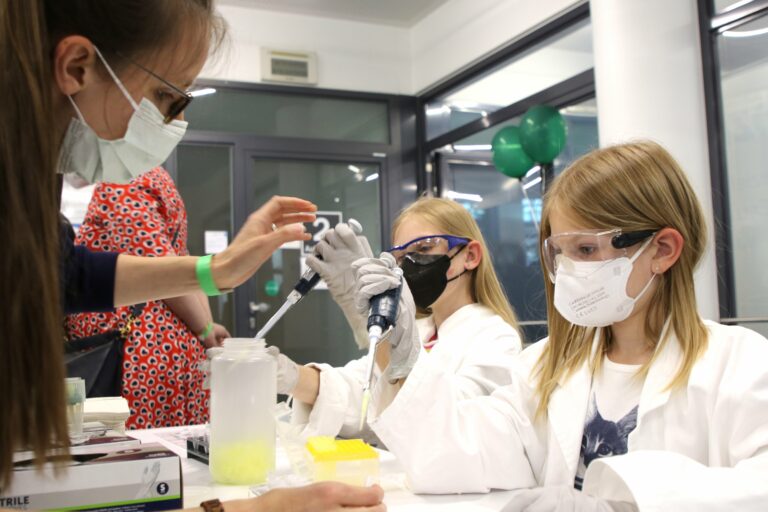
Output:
[{"xmin": 65, "ymin": 302, "xmax": 145, "ymax": 354}]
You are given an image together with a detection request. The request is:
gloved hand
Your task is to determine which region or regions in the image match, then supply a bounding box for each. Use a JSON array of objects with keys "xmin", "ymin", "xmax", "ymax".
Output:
[
  {"xmin": 266, "ymin": 346, "xmax": 300, "ymax": 395},
  {"xmin": 352, "ymin": 252, "xmax": 420, "ymax": 381},
  {"xmin": 502, "ymin": 486, "xmax": 638, "ymax": 512},
  {"xmin": 306, "ymin": 222, "xmax": 373, "ymax": 349}
]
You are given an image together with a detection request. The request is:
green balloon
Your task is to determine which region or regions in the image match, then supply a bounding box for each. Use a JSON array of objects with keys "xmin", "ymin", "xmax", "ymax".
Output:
[
  {"xmin": 519, "ymin": 105, "xmax": 567, "ymax": 164},
  {"xmin": 491, "ymin": 125, "xmax": 535, "ymax": 179},
  {"xmin": 264, "ymin": 279, "xmax": 280, "ymax": 297}
]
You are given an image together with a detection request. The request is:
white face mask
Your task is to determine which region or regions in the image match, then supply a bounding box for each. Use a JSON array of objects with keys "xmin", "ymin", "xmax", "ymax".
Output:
[
  {"xmin": 553, "ymin": 237, "xmax": 656, "ymax": 327},
  {"xmin": 57, "ymin": 46, "xmax": 188, "ymax": 184}
]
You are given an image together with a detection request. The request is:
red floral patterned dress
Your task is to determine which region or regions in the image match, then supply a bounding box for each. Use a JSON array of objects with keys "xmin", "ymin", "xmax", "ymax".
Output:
[{"xmin": 65, "ymin": 167, "xmax": 209, "ymax": 429}]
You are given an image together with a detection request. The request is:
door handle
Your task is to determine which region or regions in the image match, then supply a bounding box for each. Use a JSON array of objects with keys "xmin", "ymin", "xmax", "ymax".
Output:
[{"xmin": 249, "ymin": 301, "xmax": 270, "ymax": 314}]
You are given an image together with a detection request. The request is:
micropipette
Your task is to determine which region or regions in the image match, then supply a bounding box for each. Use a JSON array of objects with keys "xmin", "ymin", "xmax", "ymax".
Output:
[
  {"xmin": 359, "ymin": 271, "xmax": 402, "ymax": 431},
  {"xmin": 254, "ymin": 219, "xmax": 363, "ymax": 341}
]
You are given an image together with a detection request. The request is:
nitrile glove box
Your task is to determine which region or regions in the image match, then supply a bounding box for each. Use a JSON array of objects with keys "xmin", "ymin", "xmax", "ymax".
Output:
[{"xmin": 1, "ymin": 443, "xmax": 182, "ymax": 511}]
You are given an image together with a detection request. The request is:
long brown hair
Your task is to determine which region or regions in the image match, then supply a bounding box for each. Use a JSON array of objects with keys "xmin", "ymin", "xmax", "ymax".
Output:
[
  {"xmin": 0, "ymin": 0, "xmax": 225, "ymax": 487},
  {"xmin": 533, "ymin": 141, "xmax": 709, "ymax": 418},
  {"xmin": 393, "ymin": 198, "xmax": 521, "ymax": 332}
]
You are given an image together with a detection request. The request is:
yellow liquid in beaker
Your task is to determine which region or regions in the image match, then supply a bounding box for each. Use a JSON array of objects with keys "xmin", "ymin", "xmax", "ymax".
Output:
[{"xmin": 209, "ymin": 440, "xmax": 275, "ymax": 485}]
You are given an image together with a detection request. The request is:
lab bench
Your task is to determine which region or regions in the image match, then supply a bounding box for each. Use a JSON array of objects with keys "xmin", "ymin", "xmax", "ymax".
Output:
[{"xmin": 127, "ymin": 425, "xmax": 523, "ymax": 511}]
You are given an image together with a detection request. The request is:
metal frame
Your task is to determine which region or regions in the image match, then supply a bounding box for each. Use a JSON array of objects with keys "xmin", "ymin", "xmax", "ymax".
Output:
[{"xmin": 697, "ymin": 0, "xmax": 768, "ymax": 321}]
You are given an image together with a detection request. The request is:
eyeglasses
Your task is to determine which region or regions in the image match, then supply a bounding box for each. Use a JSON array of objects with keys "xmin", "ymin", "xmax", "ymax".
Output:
[
  {"xmin": 116, "ymin": 53, "xmax": 193, "ymax": 124},
  {"xmin": 388, "ymin": 235, "xmax": 470, "ymax": 263},
  {"xmin": 542, "ymin": 229, "xmax": 656, "ymax": 281}
]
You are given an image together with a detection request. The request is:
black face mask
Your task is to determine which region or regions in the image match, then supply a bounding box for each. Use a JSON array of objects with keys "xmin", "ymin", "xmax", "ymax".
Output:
[{"xmin": 400, "ymin": 245, "xmax": 467, "ymax": 310}]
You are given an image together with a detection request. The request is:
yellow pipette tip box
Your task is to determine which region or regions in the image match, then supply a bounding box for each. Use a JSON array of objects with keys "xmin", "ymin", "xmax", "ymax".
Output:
[{"xmin": 305, "ymin": 437, "xmax": 379, "ymax": 486}]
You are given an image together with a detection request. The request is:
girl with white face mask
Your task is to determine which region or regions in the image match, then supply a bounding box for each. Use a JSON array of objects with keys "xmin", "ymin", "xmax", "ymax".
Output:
[{"xmin": 363, "ymin": 141, "xmax": 768, "ymax": 511}]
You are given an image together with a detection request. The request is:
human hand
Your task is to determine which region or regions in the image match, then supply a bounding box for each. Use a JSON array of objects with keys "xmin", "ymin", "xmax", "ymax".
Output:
[
  {"xmin": 352, "ymin": 252, "xmax": 420, "ymax": 380},
  {"xmin": 306, "ymin": 221, "xmax": 373, "ymax": 348},
  {"xmin": 225, "ymin": 482, "xmax": 385, "ymax": 512},
  {"xmin": 266, "ymin": 345, "xmax": 300, "ymax": 395},
  {"xmin": 502, "ymin": 486, "xmax": 638, "ymax": 512},
  {"xmin": 212, "ymin": 196, "xmax": 317, "ymax": 290},
  {"xmin": 203, "ymin": 323, "xmax": 230, "ymax": 349}
]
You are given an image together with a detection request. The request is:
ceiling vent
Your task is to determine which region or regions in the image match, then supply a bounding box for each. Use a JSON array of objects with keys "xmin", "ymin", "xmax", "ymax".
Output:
[{"xmin": 261, "ymin": 48, "xmax": 318, "ymax": 85}]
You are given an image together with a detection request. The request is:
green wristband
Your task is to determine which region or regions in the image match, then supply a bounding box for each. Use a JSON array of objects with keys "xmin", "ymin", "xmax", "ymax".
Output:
[
  {"xmin": 198, "ymin": 321, "xmax": 214, "ymax": 340},
  {"xmin": 196, "ymin": 255, "xmax": 222, "ymax": 296}
]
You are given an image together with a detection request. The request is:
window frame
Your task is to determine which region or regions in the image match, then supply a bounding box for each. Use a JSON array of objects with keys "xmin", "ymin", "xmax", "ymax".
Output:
[{"xmin": 697, "ymin": 0, "xmax": 768, "ymax": 323}]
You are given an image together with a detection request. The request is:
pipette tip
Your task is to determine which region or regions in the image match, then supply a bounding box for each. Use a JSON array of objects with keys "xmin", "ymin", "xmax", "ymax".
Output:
[{"xmin": 359, "ymin": 389, "xmax": 371, "ymax": 432}]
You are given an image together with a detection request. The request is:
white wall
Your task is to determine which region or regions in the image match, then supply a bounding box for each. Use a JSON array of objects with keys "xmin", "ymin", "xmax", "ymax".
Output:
[
  {"xmin": 203, "ymin": 4, "xmax": 412, "ymax": 94},
  {"xmin": 591, "ymin": 0, "xmax": 719, "ymax": 320},
  {"xmin": 207, "ymin": 0, "xmax": 583, "ymax": 96},
  {"xmin": 409, "ymin": 0, "xmax": 583, "ymax": 94}
]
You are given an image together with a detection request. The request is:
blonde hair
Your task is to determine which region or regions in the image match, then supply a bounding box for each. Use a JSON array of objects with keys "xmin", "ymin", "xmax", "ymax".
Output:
[
  {"xmin": 533, "ymin": 140, "xmax": 709, "ymax": 418},
  {"xmin": 392, "ymin": 197, "xmax": 520, "ymax": 333}
]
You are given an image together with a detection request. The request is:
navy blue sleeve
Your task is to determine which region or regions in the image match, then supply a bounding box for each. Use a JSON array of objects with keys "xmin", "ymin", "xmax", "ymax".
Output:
[{"xmin": 60, "ymin": 217, "xmax": 119, "ymax": 314}]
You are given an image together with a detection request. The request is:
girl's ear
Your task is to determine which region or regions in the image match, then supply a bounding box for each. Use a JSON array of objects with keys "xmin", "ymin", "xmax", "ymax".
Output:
[
  {"xmin": 53, "ymin": 36, "xmax": 98, "ymax": 96},
  {"xmin": 464, "ymin": 240, "xmax": 482, "ymax": 270},
  {"xmin": 650, "ymin": 227, "xmax": 684, "ymax": 274}
]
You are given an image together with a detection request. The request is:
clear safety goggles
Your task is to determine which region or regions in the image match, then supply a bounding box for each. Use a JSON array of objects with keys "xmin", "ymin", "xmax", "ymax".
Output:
[
  {"xmin": 542, "ymin": 229, "xmax": 656, "ymax": 282},
  {"xmin": 388, "ymin": 234, "xmax": 470, "ymax": 264}
]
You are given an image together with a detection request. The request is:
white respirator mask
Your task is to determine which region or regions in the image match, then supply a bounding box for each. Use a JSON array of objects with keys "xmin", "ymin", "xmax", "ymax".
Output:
[
  {"xmin": 57, "ymin": 46, "xmax": 187, "ymax": 184},
  {"xmin": 553, "ymin": 237, "xmax": 656, "ymax": 327}
]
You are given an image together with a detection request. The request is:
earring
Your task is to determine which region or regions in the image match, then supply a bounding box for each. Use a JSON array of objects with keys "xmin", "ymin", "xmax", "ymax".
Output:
[{"xmin": 653, "ymin": 265, "xmax": 661, "ymax": 274}]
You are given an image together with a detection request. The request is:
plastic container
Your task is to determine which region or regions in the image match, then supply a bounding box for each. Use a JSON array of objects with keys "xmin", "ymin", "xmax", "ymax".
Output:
[
  {"xmin": 304, "ymin": 436, "xmax": 379, "ymax": 486},
  {"xmin": 209, "ymin": 338, "xmax": 276, "ymax": 485},
  {"xmin": 65, "ymin": 377, "xmax": 86, "ymax": 438}
]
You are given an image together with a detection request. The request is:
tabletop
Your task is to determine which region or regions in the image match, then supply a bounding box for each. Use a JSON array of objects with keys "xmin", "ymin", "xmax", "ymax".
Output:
[{"xmin": 128, "ymin": 425, "xmax": 522, "ymax": 511}]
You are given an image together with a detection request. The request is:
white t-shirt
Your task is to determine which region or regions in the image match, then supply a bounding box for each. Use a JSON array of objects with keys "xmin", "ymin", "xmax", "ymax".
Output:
[{"xmin": 574, "ymin": 357, "xmax": 643, "ymax": 490}]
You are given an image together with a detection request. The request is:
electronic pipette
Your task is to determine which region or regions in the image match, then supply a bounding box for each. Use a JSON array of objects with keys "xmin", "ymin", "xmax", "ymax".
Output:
[
  {"xmin": 359, "ymin": 271, "xmax": 403, "ymax": 431},
  {"xmin": 254, "ymin": 219, "xmax": 363, "ymax": 341}
]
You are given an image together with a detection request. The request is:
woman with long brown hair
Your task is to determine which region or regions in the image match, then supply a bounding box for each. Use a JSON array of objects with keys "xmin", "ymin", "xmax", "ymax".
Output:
[
  {"xmin": 363, "ymin": 142, "xmax": 768, "ymax": 510},
  {"xmin": 0, "ymin": 1, "xmax": 383, "ymax": 509}
]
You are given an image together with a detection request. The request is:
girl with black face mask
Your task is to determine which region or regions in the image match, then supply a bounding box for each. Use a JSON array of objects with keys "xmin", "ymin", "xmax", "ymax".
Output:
[{"xmin": 285, "ymin": 198, "xmax": 523, "ymax": 445}]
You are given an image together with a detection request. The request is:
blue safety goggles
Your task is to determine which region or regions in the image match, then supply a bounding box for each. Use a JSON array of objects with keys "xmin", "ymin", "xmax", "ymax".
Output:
[{"xmin": 388, "ymin": 234, "xmax": 470, "ymax": 263}]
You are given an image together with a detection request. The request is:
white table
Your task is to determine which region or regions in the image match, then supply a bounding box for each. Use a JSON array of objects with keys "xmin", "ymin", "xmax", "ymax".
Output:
[{"xmin": 128, "ymin": 426, "xmax": 522, "ymax": 511}]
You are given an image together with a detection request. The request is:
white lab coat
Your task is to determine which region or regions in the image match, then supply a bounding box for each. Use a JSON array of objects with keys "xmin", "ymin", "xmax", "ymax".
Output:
[
  {"xmin": 372, "ymin": 320, "xmax": 768, "ymax": 511},
  {"xmin": 291, "ymin": 303, "xmax": 522, "ymax": 443}
]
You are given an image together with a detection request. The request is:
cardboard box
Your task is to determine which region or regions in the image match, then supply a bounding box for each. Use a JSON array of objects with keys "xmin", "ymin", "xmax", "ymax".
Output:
[{"xmin": 1, "ymin": 443, "xmax": 182, "ymax": 511}]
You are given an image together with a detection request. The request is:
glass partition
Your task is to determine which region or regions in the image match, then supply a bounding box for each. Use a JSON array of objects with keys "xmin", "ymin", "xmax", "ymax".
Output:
[
  {"xmin": 716, "ymin": 11, "xmax": 768, "ymax": 329},
  {"xmin": 185, "ymin": 88, "xmax": 390, "ymax": 143},
  {"xmin": 438, "ymin": 98, "xmax": 599, "ymax": 342},
  {"xmin": 425, "ymin": 19, "xmax": 593, "ymax": 140}
]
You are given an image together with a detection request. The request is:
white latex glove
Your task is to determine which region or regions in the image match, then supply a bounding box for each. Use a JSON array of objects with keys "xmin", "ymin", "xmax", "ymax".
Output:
[
  {"xmin": 266, "ymin": 346, "xmax": 300, "ymax": 395},
  {"xmin": 352, "ymin": 252, "xmax": 420, "ymax": 381},
  {"xmin": 502, "ymin": 486, "xmax": 638, "ymax": 512},
  {"xmin": 306, "ymin": 222, "xmax": 373, "ymax": 349}
]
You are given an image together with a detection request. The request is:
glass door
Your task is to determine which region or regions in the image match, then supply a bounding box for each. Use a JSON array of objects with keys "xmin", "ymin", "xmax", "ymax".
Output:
[
  {"xmin": 246, "ymin": 154, "xmax": 383, "ymax": 367},
  {"xmin": 173, "ymin": 142, "xmax": 236, "ymax": 334}
]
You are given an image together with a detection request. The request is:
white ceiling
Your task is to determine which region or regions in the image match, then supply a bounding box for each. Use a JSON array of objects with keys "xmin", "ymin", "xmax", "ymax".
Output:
[{"xmin": 217, "ymin": 0, "xmax": 451, "ymax": 27}]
